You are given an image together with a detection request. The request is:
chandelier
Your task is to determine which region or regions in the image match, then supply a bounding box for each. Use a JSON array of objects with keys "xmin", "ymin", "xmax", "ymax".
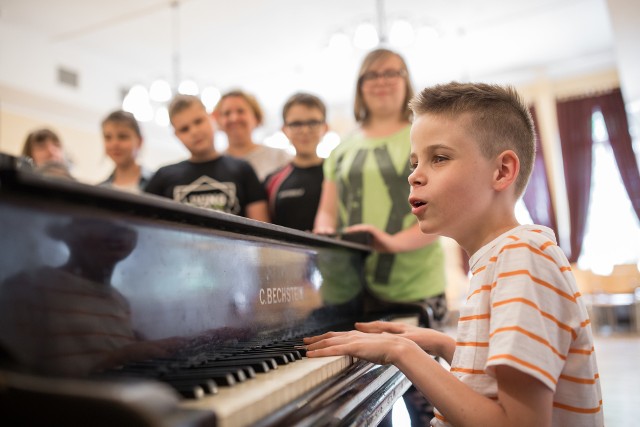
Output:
[
  {"xmin": 326, "ymin": 0, "xmax": 440, "ymax": 53},
  {"xmin": 121, "ymin": 1, "xmax": 220, "ymax": 126}
]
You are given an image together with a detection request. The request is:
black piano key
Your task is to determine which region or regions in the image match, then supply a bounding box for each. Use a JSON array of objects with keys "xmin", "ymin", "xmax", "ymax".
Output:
[
  {"xmin": 207, "ymin": 355, "xmax": 279, "ymax": 371},
  {"xmin": 161, "ymin": 371, "xmax": 237, "ymax": 387},
  {"xmin": 260, "ymin": 347, "xmax": 303, "ymax": 360},
  {"xmin": 208, "ymin": 352, "xmax": 286, "ymax": 367},
  {"xmin": 204, "ymin": 359, "xmax": 271, "ymax": 373},
  {"xmin": 171, "ymin": 383, "xmax": 205, "ymax": 399},
  {"xmin": 180, "ymin": 367, "xmax": 250, "ymax": 382},
  {"xmin": 165, "ymin": 379, "xmax": 218, "ymax": 395},
  {"xmin": 236, "ymin": 366, "xmax": 256, "ymax": 379},
  {"xmin": 252, "ymin": 350, "xmax": 295, "ymax": 363}
]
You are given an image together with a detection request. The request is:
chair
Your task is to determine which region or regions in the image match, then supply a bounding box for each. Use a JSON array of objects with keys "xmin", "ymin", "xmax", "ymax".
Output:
[{"xmin": 585, "ymin": 264, "xmax": 640, "ymax": 335}]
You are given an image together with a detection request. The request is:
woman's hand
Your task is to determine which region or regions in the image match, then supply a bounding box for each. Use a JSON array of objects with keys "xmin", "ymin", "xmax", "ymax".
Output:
[
  {"xmin": 343, "ymin": 224, "xmax": 395, "ymax": 252},
  {"xmin": 343, "ymin": 223, "xmax": 439, "ymax": 253}
]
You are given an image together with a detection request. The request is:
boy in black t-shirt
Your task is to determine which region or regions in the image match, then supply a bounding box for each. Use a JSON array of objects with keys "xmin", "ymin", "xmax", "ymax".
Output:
[
  {"xmin": 263, "ymin": 93, "xmax": 328, "ymax": 231},
  {"xmin": 145, "ymin": 95, "xmax": 269, "ymax": 221}
]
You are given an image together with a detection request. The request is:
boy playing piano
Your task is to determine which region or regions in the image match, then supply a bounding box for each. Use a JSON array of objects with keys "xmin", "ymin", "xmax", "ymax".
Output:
[{"xmin": 305, "ymin": 82, "xmax": 603, "ymax": 426}]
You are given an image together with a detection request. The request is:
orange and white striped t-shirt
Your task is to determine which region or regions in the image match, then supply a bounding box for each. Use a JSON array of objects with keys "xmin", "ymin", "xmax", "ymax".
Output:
[{"xmin": 432, "ymin": 225, "xmax": 603, "ymax": 427}]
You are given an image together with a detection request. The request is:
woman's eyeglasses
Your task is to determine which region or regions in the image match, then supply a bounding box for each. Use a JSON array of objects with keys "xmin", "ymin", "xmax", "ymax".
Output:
[{"xmin": 359, "ymin": 69, "xmax": 406, "ymax": 84}]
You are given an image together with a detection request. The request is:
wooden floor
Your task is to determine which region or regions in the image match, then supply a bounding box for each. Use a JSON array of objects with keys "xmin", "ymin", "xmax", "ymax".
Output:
[
  {"xmin": 593, "ymin": 331, "xmax": 640, "ymax": 427},
  {"xmin": 391, "ymin": 329, "xmax": 640, "ymax": 426}
]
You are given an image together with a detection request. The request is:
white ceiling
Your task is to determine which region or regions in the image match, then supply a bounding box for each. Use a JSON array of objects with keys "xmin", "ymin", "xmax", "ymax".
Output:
[{"xmin": 0, "ymin": 0, "xmax": 618, "ymax": 126}]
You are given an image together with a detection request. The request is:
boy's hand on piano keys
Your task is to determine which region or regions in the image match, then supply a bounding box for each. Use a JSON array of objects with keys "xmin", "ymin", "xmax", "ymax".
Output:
[
  {"xmin": 354, "ymin": 321, "xmax": 454, "ymax": 361},
  {"xmin": 303, "ymin": 330, "xmax": 420, "ymax": 366}
]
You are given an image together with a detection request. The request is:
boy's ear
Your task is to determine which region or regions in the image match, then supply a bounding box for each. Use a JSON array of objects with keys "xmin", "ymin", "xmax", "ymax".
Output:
[{"xmin": 493, "ymin": 150, "xmax": 520, "ymax": 192}]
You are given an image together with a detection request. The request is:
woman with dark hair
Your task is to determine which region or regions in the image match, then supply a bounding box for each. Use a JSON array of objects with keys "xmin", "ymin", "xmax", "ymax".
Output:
[{"xmin": 313, "ymin": 48, "xmax": 447, "ymax": 426}]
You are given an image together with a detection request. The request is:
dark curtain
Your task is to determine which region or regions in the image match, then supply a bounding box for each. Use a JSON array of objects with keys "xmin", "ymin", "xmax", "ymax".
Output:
[
  {"xmin": 596, "ymin": 89, "xmax": 640, "ymax": 221},
  {"xmin": 556, "ymin": 97, "xmax": 594, "ymax": 263},
  {"xmin": 523, "ymin": 106, "xmax": 559, "ymax": 238}
]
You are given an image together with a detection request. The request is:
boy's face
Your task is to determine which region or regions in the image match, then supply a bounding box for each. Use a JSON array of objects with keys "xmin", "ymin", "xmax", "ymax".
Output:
[
  {"xmin": 282, "ymin": 104, "xmax": 327, "ymax": 158},
  {"xmin": 408, "ymin": 113, "xmax": 496, "ymax": 243},
  {"xmin": 171, "ymin": 103, "xmax": 216, "ymax": 159}
]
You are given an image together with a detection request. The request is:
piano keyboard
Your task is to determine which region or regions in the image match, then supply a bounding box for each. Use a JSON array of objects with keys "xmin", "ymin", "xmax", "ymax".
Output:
[
  {"xmin": 98, "ymin": 317, "xmax": 418, "ymax": 427},
  {"xmin": 180, "ymin": 355, "xmax": 354, "ymax": 427}
]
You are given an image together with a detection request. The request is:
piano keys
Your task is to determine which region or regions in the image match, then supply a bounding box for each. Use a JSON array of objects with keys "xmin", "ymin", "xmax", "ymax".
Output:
[{"xmin": 0, "ymin": 153, "xmax": 422, "ymax": 426}]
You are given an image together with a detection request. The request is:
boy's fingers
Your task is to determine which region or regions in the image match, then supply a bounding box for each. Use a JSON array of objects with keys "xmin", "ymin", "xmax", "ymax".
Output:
[
  {"xmin": 303, "ymin": 330, "xmax": 348, "ymax": 344},
  {"xmin": 355, "ymin": 321, "xmax": 404, "ymax": 334}
]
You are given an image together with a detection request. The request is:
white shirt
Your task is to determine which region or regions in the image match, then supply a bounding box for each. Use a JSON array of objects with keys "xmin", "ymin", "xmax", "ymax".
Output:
[{"xmin": 433, "ymin": 225, "xmax": 603, "ymax": 426}]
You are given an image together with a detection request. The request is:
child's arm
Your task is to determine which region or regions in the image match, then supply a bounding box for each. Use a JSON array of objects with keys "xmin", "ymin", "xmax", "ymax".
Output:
[
  {"xmin": 246, "ymin": 200, "xmax": 270, "ymax": 222},
  {"xmin": 343, "ymin": 222, "xmax": 438, "ymax": 253},
  {"xmin": 354, "ymin": 320, "xmax": 456, "ymax": 364},
  {"xmin": 304, "ymin": 331, "xmax": 553, "ymax": 427},
  {"xmin": 313, "ymin": 180, "xmax": 338, "ymax": 234}
]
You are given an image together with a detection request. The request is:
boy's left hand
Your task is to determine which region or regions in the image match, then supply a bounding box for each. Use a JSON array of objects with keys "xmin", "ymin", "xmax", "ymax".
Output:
[{"xmin": 303, "ymin": 330, "xmax": 418, "ymax": 365}]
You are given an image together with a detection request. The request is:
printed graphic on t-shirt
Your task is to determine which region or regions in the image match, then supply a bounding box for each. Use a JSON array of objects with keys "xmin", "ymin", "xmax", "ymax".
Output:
[
  {"xmin": 336, "ymin": 145, "xmax": 412, "ymax": 284},
  {"xmin": 173, "ymin": 175, "xmax": 240, "ymax": 214},
  {"xmin": 278, "ymin": 188, "xmax": 305, "ymax": 199}
]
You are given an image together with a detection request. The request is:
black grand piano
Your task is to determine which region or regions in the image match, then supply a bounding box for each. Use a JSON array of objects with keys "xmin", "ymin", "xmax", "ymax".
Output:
[{"xmin": 0, "ymin": 153, "xmax": 423, "ymax": 426}]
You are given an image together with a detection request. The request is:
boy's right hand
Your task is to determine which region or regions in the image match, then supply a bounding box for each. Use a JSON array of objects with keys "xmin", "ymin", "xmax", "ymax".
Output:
[{"xmin": 354, "ymin": 321, "xmax": 454, "ymax": 361}]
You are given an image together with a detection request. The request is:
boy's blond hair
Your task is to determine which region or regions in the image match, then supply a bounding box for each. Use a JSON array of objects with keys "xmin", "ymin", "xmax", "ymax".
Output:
[
  {"xmin": 168, "ymin": 94, "xmax": 206, "ymax": 123},
  {"xmin": 410, "ymin": 82, "xmax": 536, "ymax": 198}
]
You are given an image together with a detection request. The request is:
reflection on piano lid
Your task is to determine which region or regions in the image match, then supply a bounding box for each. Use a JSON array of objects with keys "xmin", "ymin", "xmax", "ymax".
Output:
[{"xmin": 0, "ymin": 153, "xmax": 422, "ymax": 426}]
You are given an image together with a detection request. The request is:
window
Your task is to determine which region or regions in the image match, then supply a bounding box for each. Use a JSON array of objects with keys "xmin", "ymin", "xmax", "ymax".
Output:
[{"xmin": 578, "ymin": 110, "xmax": 640, "ymax": 275}]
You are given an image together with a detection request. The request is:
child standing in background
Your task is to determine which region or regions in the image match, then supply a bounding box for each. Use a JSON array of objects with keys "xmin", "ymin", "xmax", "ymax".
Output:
[
  {"xmin": 145, "ymin": 95, "xmax": 269, "ymax": 221},
  {"xmin": 100, "ymin": 110, "xmax": 153, "ymax": 193},
  {"xmin": 305, "ymin": 82, "xmax": 603, "ymax": 427},
  {"xmin": 21, "ymin": 128, "xmax": 74, "ymax": 180},
  {"xmin": 264, "ymin": 92, "xmax": 328, "ymax": 231}
]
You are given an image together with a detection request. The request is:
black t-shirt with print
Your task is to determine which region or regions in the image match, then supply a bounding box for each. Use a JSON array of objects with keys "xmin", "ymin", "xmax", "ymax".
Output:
[{"xmin": 145, "ymin": 156, "xmax": 266, "ymax": 217}]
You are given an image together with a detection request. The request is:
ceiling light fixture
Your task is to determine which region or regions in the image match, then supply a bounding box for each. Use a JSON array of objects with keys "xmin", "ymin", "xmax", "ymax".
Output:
[
  {"xmin": 122, "ymin": 1, "xmax": 220, "ymax": 126},
  {"xmin": 326, "ymin": 0, "xmax": 440, "ymax": 54}
]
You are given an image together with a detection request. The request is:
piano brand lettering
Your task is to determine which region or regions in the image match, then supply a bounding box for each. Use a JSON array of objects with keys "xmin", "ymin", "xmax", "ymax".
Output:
[{"xmin": 259, "ymin": 286, "xmax": 304, "ymax": 305}]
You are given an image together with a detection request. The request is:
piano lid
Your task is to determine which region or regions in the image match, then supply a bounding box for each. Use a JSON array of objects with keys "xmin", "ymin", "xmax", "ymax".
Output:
[{"xmin": 0, "ymin": 153, "xmax": 370, "ymax": 377}]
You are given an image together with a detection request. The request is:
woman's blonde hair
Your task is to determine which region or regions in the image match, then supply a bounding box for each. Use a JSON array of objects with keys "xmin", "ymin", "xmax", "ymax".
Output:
[{"xmin": 215, "ymin": 89, "xmax": 264, "ymax": 126}]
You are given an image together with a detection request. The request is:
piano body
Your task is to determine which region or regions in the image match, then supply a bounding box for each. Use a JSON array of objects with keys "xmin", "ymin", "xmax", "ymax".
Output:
[{"xmin": 0, "ymin": 154, "xmax": 419, "ymax": 426}]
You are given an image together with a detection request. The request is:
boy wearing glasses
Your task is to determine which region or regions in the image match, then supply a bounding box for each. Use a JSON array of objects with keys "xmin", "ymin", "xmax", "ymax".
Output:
[{"xmin": 263, "ymin": 92, "xmax": 328, "ymax": 231}]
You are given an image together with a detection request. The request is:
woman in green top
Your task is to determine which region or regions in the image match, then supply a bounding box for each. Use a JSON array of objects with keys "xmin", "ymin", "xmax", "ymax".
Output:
[{"xmin": 313, "ymin": 48, "xmax": 446, "ymax": 426}]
